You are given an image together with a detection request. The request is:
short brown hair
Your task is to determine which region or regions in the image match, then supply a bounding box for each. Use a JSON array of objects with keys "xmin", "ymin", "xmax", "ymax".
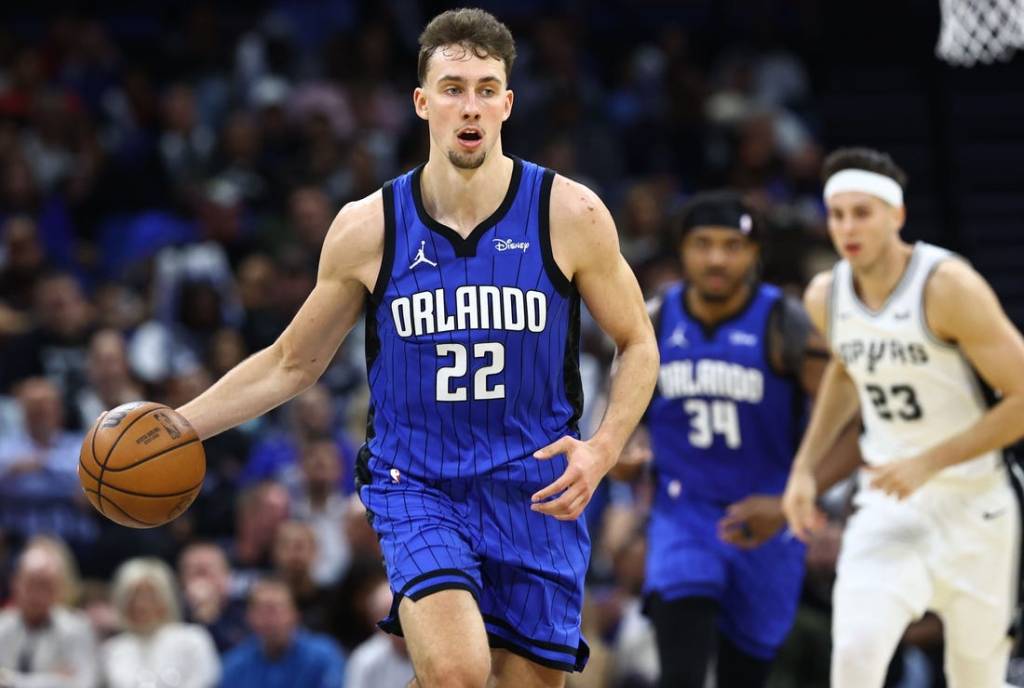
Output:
[
  {"xmin": 417, "ymin": 8, "xmax": 516, "ymax": 85},
  {"xmin": 822, "ymin": 147, "xmax": 909, "ymax": 189}
]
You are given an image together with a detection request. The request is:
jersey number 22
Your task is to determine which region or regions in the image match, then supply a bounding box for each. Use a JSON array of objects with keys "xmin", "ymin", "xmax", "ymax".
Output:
[{"xmin": 436, "ymin": 343, "xmax": 505, "ymax": 401}]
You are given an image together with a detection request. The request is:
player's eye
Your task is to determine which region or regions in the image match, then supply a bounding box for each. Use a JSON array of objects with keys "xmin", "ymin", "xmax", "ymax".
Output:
[
  {"xmin": 480, "ymin": 88, "xmax": 495, "ymax": 97},
  {"xmin": 444, "ymin": 87, "xmax": 461, "ymax": 96}
]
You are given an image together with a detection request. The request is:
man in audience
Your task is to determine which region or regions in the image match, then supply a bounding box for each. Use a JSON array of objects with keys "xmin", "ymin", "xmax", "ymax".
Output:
[
  {"xmin": 220, "ymin": 578, "xmax": 345, "ymax": 688},
  {"xmin": 0, "ymin": 539, "xmax": 99, "ymax": 688},
  {"xmin": 0, "ymin": 378, "xmax": 97, "ymax": 549},
  {"xmin": 178, "ymin": 542, "xmax": 248, "ymax": 654},
  {"xmin": 271, "ymin": 521, "xmax": 332, "ymax": 633},
  {"xmin": 289, "ymin": 436, "xmax": 351, "ymax": 586}
]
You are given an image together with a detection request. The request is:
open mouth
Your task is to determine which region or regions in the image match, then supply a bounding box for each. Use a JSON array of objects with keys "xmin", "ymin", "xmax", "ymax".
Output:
[{"xmin": 457, "ymin": 129, "xmax": 482, "ymax": 145}]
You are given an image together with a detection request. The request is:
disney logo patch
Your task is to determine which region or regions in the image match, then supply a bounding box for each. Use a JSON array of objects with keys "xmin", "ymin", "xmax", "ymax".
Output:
[{"xmin": 492, "ymin": 238, "xmax": 530, "ymax": 253}]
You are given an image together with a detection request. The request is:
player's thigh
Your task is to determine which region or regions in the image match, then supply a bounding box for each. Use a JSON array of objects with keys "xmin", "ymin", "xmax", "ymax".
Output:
[
  {"xmin": 830, "ymin": 585, "xmax": 916, "ymax": 688},
  {"xmin": 489, "ymin": 649, "xmax": 565, "ymax": 688},
  {"xmin": 944, "ymin": 638, "xmax": 1012, "ymax": 688},
  {"xmin": 399, "ymin": 589, "xmax": 491, "ymax": 688}
]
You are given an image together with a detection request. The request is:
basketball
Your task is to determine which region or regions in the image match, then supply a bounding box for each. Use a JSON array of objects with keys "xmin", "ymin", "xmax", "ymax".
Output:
[{"xmin": 78, "ymin": 401, "xmax": 206, "ymax": 529}]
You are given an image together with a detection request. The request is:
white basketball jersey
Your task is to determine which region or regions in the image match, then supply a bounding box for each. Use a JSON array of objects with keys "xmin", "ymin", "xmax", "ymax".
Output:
[{"xmin": 829, "ymin": 242, "xmax": 1001, "ymax": 479}]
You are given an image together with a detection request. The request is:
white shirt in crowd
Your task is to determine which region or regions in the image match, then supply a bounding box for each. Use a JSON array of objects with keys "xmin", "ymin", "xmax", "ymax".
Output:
[
  {"xmin": 0, "ymin": 606, "xmax": 99, "ymax": 688},
  {"xmin": 344, "ymin": 633, "xmax": 414, "ymax": 688},
  {"xmin": 101, "ymin": 622, "xmax": 220, "ymax": 688}
]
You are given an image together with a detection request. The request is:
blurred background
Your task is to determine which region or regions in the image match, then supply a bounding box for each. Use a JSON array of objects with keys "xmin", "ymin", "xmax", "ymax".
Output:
[{"xmin": 0, "ymin": 1, "xmax": 1021, "ymax": 686}]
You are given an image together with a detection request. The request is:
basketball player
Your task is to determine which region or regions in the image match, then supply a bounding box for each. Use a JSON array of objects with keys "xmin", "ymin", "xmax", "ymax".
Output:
[
  {"xmin": 614, "ymin": 191, "xmax": 859, "ymax": 687},
  {"xmin": 782, "ymin": 147, "xmax": 1024, "ymax": 688},
  {"xmin": 176, "ymin": 9, "xmax": 658, "ymax": 688}
]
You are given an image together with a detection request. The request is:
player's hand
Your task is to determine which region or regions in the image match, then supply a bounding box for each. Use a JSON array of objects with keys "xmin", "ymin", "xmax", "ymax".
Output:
[
  {"xmin": 781, "ymin": 469, "xmax": 825, "ymax": 542},
  {"xmin": 531, "ymin": 436, "xmax": 614, "ymax": 521},
  {"xmin": 717, "ymin": 495, "xmax": 786, "ymax": 549},
  {"xmin": 867, "ymin": 453, "xmax": 939, "ymax": 499}
]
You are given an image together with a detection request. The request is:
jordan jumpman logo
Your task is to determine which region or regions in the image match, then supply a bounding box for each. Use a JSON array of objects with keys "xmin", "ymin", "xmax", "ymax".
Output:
[{"xmin": 409, "ymin": 240, "xmax": 438, "ymax": 269}]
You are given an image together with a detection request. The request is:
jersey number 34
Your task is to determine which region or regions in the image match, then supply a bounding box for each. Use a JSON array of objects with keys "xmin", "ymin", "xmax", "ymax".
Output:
[
  {"xmin": 436, "ymin": 343, "xmax": 505, "ymax": 401},
  {"xmin": 684, "ymin": 399, "xmax": 741, "ymax": 449}
]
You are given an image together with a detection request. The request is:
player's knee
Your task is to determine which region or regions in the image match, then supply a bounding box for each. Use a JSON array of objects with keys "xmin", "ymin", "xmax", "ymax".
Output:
[
  {"xmin": 831, "ymin": 624, "xmax": 896, "ymax": 685},
  {"xmin": 414, "ymin": 651, "xmax": 491, "ymax": 688}
]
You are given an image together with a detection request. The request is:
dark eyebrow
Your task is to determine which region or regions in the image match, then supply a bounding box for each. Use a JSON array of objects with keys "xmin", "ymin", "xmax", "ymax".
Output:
[{"xmin": 437, "ymin": 75, "xmax": 502, "ymax": 86}]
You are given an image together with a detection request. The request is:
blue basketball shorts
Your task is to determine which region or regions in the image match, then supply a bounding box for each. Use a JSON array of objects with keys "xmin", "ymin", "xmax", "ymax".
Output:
[
  {"xmin": 644, "ymin": 492, "xmax": 806, "ymax": 659},
  {"xmin": 358, "ymin": 451, "xmax": 591, "ymax": 672}
]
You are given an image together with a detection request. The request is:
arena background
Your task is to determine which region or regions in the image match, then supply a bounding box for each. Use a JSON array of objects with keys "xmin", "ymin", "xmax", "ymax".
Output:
[{"xmin": 0, "ymin": 1, "xmax": 1022, "ymax": 687}]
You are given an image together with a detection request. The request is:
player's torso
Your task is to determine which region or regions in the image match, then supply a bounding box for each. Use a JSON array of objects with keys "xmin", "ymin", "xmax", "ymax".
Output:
[
  {"xmin": 364, "ymin": 157, "xmax": 581, "ymax": 480},
  {"xmin": 829, "ymin": 241, "xmax": 1000, "ymax": 478},
  {"xmin": 646, "ymin": 283, "xmax": 803, "ymax": 504}
]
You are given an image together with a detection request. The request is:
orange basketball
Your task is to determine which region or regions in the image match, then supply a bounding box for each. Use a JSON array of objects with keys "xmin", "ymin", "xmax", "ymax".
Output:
[{"xmin": 78, "ymin": 401, "xmax": 205, "ymax": 529}]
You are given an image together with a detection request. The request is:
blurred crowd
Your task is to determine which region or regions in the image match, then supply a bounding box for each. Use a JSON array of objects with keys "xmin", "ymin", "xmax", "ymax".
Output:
[{"xmin": 0, "ymin": 2, "xmax": 862, "ymax": 687}]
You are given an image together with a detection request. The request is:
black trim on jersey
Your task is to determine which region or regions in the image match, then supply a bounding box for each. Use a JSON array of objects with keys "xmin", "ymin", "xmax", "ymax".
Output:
[
  {"xmin": 371, "ymin": 181, "xmax": 397, "ymax": 304},
  {"xmin": 563, "ymin": 292, "xmax": 584, "ymax": 433},
  {"xmin": 1005, "ymin": 455, "xmax": 1024, "ymax": 644},
  {"xmin": 849, "ymin": 241, "xmax": 922, "ymax": 317},
  {"xmin": 680, "ymin": 282, "xmax": 760, "ymax": 341},
  {"xmin": 539, "ymin": 169, "xmax": 573, "ymax": 297},
  {"xmin": 485, "ymin": 634, "xmax": 582, "ymax": 673},
  {"xmin": 410, "ymin": 156, "xmax": 524, "ymax": 258}
]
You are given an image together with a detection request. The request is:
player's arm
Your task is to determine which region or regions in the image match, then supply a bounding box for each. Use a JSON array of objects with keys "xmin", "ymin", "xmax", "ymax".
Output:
[
  {"xmin": 177, "ymin": 193, "xmax": 383, "ymax": 440},
  {"xmin": 782, "ymin": 271, "xmax": 862, "ymax": 540},
  {"xmin": 531, "ymin": 175, "xmax": 659, "ymax": 520},
  {"xmin": 720, "ymin": 294, "xmax": 862, "ymax": 548},
  {"xmin": 869, "ymin": 259, "xmax": 1024, "ymax": 498}
]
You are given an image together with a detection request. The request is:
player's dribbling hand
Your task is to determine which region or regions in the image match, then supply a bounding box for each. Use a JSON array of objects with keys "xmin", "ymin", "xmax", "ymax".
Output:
[
  {"xmin": 781, "ymin": 469, "xmax": 825, "ymax": 542},
  {"xmin": 531, "ymin": 436, "xmax": 614, "ymax": 521},
  {"xmin": 866, "ymin": 453, "xmax": 939, "ymax": 500},
  {"xmin": 717, "ymin": 495, "xmax": 786, "ymax": 549}
]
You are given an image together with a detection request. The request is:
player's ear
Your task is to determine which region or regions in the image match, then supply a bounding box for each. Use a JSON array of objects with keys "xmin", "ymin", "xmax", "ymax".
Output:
[
  {"xmin": 502, "ymin": 88, "xmax": 514, "ymax": 122},
  {"xmin": 893, "ymin": 204, "xmax": 907, "ymax": 232},
  {"xmin": 413, "ymin": 87, "xmax": 429, "ymax": 121}
]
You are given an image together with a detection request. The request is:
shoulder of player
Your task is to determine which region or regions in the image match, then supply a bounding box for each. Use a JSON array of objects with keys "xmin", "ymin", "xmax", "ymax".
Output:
[
  {"xmin": 320, "ymin": 189, "xmax": 385, "ymax": 268},
  {"xmin": 548, "ymin": 174, "xmax": 617, "ymax": 243},
  {"xmin": 923, "ymin": 256, "xmax": 994, "ymax": 336},
  {"xmin": 801, "ymin": 270, "xmax": 832, "ymax": 329}
]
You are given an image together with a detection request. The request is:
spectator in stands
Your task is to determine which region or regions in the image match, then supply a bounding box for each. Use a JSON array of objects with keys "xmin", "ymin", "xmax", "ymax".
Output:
[
  {"xmin": 0, "ymin": 273, "xmax": 96, "ymax": 408},
  {"xmin": 271, "ymin": 521, "xmax": 332, "ymax": 633},
  {"xmin": 0, "ymin": 538, "xmax": 99, "ymax": 687},
  {"xmin": 75, "ymin": 329, "xmax": 143, "ymax": 429},
  {"xmin": 0, "ymin": 215, "xmax": 48, "ymax": 315},
  {"xmin": 227, "ymin": 482, "xmax": 290, "ymax": 592},
  {"xmin": 240, "ymin": 383, "xmax": 356, "ymax": 494},
  {"xmin": 289, "ymin": 436, "xmax": 351, "ymax": 585},
  {"xmin": 178, "ymin": 542, "xmax": 248, "ymax": 654},
  {"xmin": 220, "ymin": 578, "xmax": 345, "ymax": 688},
  {"xmin": 102, "ymin": 557, "xmax": 220, "ymax": 688},
  {"xmin": 0, "ymin": 377, "xmax": 97, "ymax": 547},
  {"xmin": 344, "ymin": 579, "xmax": 413, "ymax": 688}
]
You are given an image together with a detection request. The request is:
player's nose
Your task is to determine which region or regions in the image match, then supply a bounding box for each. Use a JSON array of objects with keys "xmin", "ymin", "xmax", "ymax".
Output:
[{"xmin": 461, "ymin": 93, "xmax": 481, "ymax": 118}]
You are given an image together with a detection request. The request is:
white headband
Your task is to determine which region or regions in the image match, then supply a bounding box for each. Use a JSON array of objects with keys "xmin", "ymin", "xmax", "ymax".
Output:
[{"xmin": 823, "ymin": 169, "xmax": 903, "ymax": 207}]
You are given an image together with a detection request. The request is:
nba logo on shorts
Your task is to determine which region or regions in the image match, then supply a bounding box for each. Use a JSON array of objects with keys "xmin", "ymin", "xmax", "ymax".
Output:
[{"xmin": 390, "ymin": 468, "xmax": 401, "ymax": 483}]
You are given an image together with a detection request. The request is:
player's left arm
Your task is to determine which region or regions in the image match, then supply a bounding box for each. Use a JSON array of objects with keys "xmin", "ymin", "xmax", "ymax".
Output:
[
  {"xmin": 870, "ymin": 259, "xmax": 1024, "ymax": 498},
  {"xmin": 531, "ymin": 175, "xmax": 659, "ymax": 521}
]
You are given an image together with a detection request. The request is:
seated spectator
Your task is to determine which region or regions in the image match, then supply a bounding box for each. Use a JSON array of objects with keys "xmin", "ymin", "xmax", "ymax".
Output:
[
  {"xmin": 0, "ymin": 538, "xmax": 99, "ymax": 687},
  {"xmin": 344, "ymin": 580, "xmax": 413, "ymax": 688},
  {"xmin": 0, "ymin": 272, "xmax": 96, "ymax": 408},
  {"xmin": 240, "ymin": 383, "xmax": 356, "ymax": 494},
  {"xmin": 225, "ymin": 481, "xmax": 290, "ymax": 595},
  {"xmin": 220, "ymin": 578, "xmax": 345, "ymax": 688},
  {"xmin": 289, "ymin": 436, "xmax": 351, "ymax": 585},
  {"xmin": 178, "ymin": 542, "xmax": 248, "ymax": 654},
  {"xmin": 102, "ymin": 557, "xmax": 220, "ymax": 688},
  {"xmin": 0, "ymin": 377, "xmax": 97, "ymax": 547},
  {"xmin": 0, "ymin": 215, "xmax": 48, "ymax": 314},
  {"xmin": 75, "ymin": 329, "xmax": 144, "ymax": 429},
  {"xmin": 271, "ymin": 521, "xmax": 332, "ymax": 634}
]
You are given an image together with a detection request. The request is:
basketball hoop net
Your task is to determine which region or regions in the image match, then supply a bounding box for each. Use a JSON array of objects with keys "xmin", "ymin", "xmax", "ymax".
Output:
[{"xmin": 936, "ymin": 0, "xmax": 1024, "ymax": 66}]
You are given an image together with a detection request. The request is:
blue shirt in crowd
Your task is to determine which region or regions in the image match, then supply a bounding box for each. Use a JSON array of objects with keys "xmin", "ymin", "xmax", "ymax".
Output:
[{"xmin": 219, "ymin": 630, "xmax": 346, "ymax": 688}]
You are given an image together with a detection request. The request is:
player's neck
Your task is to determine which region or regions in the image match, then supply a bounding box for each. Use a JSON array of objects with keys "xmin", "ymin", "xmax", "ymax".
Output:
[
  {"xmin": 420, "ymin": 146, "xmax": 513, "ymax": 239},
  {"xmin": 686, "ymin": 281, "xmax": 754, "ymax": 326},
  {"xmin": 851, "ymin": 240, "xmax": 914, "ymax": 310}
]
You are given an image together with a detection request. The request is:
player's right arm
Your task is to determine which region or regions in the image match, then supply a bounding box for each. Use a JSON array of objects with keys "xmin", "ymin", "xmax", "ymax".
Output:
[
  {"xmin": 781, "ymin": 270, "xmax": 862, "ymax": 540},
  {"xmin": 177, "ymin": 192, "xmax": 384, "ymax": 440}
]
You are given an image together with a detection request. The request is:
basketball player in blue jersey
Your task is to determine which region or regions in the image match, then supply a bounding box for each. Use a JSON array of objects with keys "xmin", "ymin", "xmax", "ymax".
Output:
[
  {"xmin": 783, "ymin": 148, "xmax": 1024, "ymax": 687},
  {"xmin": 613, "ymin": 191, "xmax": 859, "ymax": 687},
  {"xmin": 174, "ymin": 8, "xmax": 658, "ymax": 688}
]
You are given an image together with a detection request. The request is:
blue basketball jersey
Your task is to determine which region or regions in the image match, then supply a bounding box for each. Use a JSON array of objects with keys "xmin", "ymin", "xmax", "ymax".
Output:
[
  {"xmin": 646, "ymin": 283, "xmax": 803, "ymax": 504},
  {"xmin": 363, "ymin": 157, "xmax": 581, "ymax": 481}
]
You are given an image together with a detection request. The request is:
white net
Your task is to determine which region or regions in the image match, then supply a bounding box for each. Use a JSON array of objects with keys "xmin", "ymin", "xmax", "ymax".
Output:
[{"xmin": 936, "ymin": 0, "xmax": 1024, "ymax": 66}]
